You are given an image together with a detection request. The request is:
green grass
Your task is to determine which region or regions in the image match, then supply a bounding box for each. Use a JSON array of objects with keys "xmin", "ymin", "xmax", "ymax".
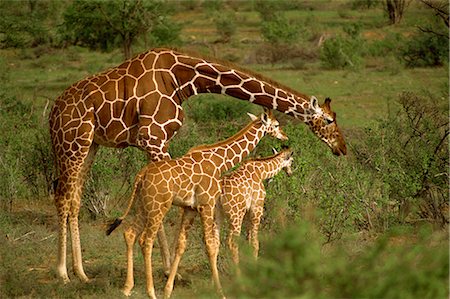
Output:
[{"xmin": 0, "ymin": 1, "xmax": 448, "ymax": 298}]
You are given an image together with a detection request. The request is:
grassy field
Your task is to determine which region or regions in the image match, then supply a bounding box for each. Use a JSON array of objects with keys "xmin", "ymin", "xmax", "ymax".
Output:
[{"xmin": 0, "ymin": 1, "xmax": 449, "ymax": 298}]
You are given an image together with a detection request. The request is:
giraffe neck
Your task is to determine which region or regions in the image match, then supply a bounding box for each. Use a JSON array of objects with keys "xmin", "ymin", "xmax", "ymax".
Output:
[
  {"xmin": 156, "ymin": 49, "xmax": 314, "ymax": 122},
  {"xmin": 189, "ymin": 119, "xmax": 266, "ymax": 173},
  {"xmin": 246, "ymin": 153, "xmax": 287, "ymax": 181}
]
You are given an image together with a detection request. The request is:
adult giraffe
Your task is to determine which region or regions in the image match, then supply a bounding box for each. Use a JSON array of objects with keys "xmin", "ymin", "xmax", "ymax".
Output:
[{"xmin": 49, "ymin": 47, "xmax": 346, "ymax": 283}]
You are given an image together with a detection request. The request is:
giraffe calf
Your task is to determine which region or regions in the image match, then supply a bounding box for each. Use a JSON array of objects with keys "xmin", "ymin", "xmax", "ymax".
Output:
[
  {"xmin": 219, "ymin": 147, "xmax": 294, "ymax": 266},
  {"xmin": 106, "ymin": 110, "xmax": 288, "ymax": 299}
]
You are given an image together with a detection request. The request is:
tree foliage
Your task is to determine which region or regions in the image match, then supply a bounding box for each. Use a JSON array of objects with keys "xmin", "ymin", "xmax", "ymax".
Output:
[
  {"xmin": 0, "ymin": 0, "xmax": 61, "ymax": 48},
  {"xmin": 60, "ymin": 0, "xmax": 180, "ymax": 59}
]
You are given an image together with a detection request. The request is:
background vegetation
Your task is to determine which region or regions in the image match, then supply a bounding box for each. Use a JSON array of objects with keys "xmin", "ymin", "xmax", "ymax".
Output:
[{"xmin": 0, "ymin": 0, "xmax": 448, "ymax": 298}]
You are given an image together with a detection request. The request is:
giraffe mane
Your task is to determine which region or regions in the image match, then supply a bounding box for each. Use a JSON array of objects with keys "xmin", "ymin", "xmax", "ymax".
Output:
[
  {"xmin": 243, "ymin": 147, "xmax": 290, "ymax": 164},
  {"xmin": 187, "ymin": 118, "xmax": 261, "ymax": 153},
  {"xmin": 156, "ymin": 47, "xmax": 311, "ymax": 103}
]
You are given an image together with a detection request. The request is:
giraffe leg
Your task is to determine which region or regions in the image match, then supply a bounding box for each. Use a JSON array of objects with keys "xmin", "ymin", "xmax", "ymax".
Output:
[
  {"xmin": 140, "ymin": 231, "xmax": 157, "ymax": 299},
  {"xmin": 222, "ymin": 193, "xmax": 245, "ymax": 270},
  {"xmin": 227, "ymin": 211, "xmax": 245, "ymax": 267},
  {"xmin": 55, "ymin": 190, "xmax": 70, "ymax": 283},
  {"xmin": 123, "ymin": 225, "xmax": 139, "ymax": 296},
  {"xmin": 164, "ymin": 208, "xmax": 196, "ymax": 299},
  {"xmin": 140, "ymin": 194, "xmax": 172, "ymax": 299},
  {"xmin": 141, "ymin": 140, "xmax": 176, "ymax": 277},
  {"xmin": 157, "ymin": 225, "xmax": 172, "ymax": 276},
  {"xmin": 69, "ymin": 210, "xmax": 89, "ymax": 282},
  {"xmin": 249, "ymin": 205, "xmax": 263, "ymax": 260},
  {"xmin": 199, "ymin": 204, "xmax": 224, "ymax": 298},
  {"xmin": 68, "ymin": 143, "xmax": 98, "ymax": 282},
  {"xmin": 55, "ymin": 170, "xmax": 86, "ymax": 283}
]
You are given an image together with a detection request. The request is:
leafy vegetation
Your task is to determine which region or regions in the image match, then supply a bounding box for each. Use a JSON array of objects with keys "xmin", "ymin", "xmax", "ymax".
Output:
[
  {"xmin": 60, "ymin": 0, "xmax": 180, "ymax": 59},
  {"xmin": 230, "ymin": 221, "xmax": 449, "ymax": 299},
  {"xmin": 320, "ymin": 22, "xmax": 365, "ymax": 69},
  {"xmin": 0, "ymin": 0, "xmax": 448, "ymax": 298}
]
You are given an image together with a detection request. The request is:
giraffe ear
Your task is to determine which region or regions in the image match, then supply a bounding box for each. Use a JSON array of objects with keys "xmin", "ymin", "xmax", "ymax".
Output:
[
  {"xmin": 261, "ymin": 111, "xmax": 269, "ymax": 125},
  {"xmin": 263, "ymin": 107, "xmax": 271, "ymax": 114},
  {"xmin": 310, "ymin": 96, "xmax": 319, "ymax": 111},
  {"xmin": 247, "ymin": 112, "xmax": 258, "ymax": 121}
]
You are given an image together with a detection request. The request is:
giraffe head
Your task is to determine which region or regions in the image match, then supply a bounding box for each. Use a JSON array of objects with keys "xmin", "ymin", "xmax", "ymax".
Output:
[
  {"xmin": 273, "ymin": 147, "xmax": 294, "ymax": 177},
  {"xmin": 306, "ymin": 96, "xmax": 347, "ymax": 156},
  {"xmin": 248, "ymin": 108, "xmax": 288, "ymax": 141}
]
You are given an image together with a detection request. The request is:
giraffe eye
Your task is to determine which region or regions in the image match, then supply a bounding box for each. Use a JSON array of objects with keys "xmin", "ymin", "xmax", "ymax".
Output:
[{"xmin": 325, "ymin": 118, "xmax": 333, "ymax": 125}]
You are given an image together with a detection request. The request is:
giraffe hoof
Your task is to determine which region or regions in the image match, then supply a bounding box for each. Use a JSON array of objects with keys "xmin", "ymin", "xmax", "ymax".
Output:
[
  {"xmin": 62, "ymin": 276, "xmax": 71, "ymax": 284},
  {"xmin": 122, "ymin": 289, "xmax": 132, "ymax": 297},
  {"xmin": 75, "ymin": 272, "xmax": 90, "ymax": 283},
  {"xmin": 80, "ymin": 276, "xmax": 90, "ymax": 283},
  {"xmin": 164, "ymin": 270, "xmax": 183, "ymax": 281}
]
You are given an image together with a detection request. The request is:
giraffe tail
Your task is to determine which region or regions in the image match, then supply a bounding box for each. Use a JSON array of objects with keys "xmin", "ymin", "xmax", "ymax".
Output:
[
  {"xmin": 105, "ymin": 169, "xmax": 144, "ymax": 236},
  {"xmin": 106, "ymin": 218, "xmax": 123, "ymax": 236}
]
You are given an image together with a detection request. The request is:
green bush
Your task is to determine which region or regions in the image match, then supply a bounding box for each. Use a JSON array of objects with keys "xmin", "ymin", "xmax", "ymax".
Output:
[
  {"xmin": 257, "ymin": 12, "xmax": 305, "ymax": 64},
  {"xmin": 83, "ymin": 146, "xmax": 147, "ymax": 219},
  {"xmin": 320, "ymin": 23, "xmax": 365, "ymax": 69},
  {"xmin": 213, "ymin": 11, "xmax": 237, "ymax": 43},
  {"xmin": 354, "ymin": 92, "xmax": 449, "ymax": 225},
  {"xmin": 147, "ymin": 15, "xmax": 182, "ymax": 47},
  {"xmin": 0, "ymin": 0, "xmax": 60, "ymax": 48},
  {"xmin": 401, "ymin": 32, "xmax": 449, "ymax": 67},
  {"xmin": 260, "ymin": 13, "xmax": 300, "ymax": 45},
  {"xmin": 0, "ymin": 91, "xmax": 55, "ymax": 207},
  {"xmin": 261, "ymin": 123, "xmax": 388, "ymax": 239},
  {"xmin": 186, "ymin": 94, "xmax": 254, "ymax": 124},
  {"xmin": 230, "ymin": 221, "xmax": 449, "ymax": 299},
  {"xmin": 320, "ymin": 23, "xmax": 366, "ymax": 69},
  {"xmin": 60, "ymin": 0, "xmax": 181, "ymax": 58},
  {"xmin": 366, "ymin": 32, "xmax": 404, "ymax": 57}
]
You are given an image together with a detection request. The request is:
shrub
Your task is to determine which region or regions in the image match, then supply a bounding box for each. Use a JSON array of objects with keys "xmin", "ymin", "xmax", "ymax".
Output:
[
  {"xmin": 366, "ymin": 32, "xmax": 404, "ymax": 57},
  {"xmin": 401, "ymin": 32, "xmax": 449, "ymax": 67},
  {"xmin": 213, "ymin": 11, "xmax": 237, "ymax": 43},
  {"xmin": 230, "ymin": 221, "xmax": 449, "ymax": 299},
  {"xmin": 60, "ymin": 0, "xmax": 181, "ymax": 58},
  {"xmin": 257, "ymin": 12, "xmax": 304, "ymax": 64},
  {"xmin": 186, "ymin": 94, "xmax": 253, "ymax": 124},
  {"xmin": 260, "ymin": 12, "xmax": 300, "ymax": 45},
  {"xmin": 147, "ymin": 15, "xmax": 182, "ymax": 47},
  {"xmin": 261, "ymin": 123, "xmax": 388, "ymax": 240},
  {"xmin": 83, "ymin": 147, "xmax": 147, "ymax": 219},
  {"xmin": 0, "ymin": 0, "xmax": 60, "ymax": 48},
  {"xmin": 354, "ymin": 92, "xmax": 449, "ymax": 226},
  {"xmin": 320, "ymin": 23, "xmax": 365, "ymax": 69}
]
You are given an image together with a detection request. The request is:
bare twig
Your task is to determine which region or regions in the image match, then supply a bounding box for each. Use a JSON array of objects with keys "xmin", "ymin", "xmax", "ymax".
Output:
[
  {"xmin": 11, "ymin": 231, "xmax": 36, "ymax": 242},
  {"xmin": 419, "ymin": 0, "xmax": 449, "ymax": 28}
]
